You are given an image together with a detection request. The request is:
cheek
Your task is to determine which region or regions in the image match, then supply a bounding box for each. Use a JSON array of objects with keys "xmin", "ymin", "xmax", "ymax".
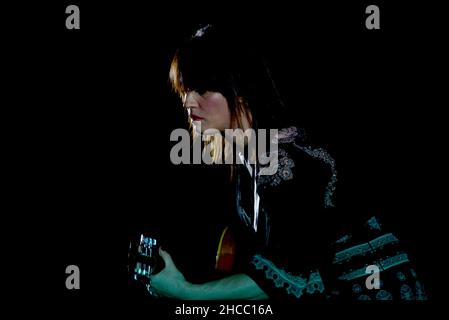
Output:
[
  {"xmin": 213, "ymin": 98, "xmax": 229, "ymax": 115},
  {"xmin": 201, "ymin": 94, "xmax": 231, "ymax": 127},
  {"xmin": 217, "ymin": 103, "xmax": 231, "ymax": 116},
  {"xmin": 212, "ymin": 104, "xmax": 231, "ymax": 127},
  {"xmin": 203, "ymin": 98, "xmax": 222, "ymax": 111}
]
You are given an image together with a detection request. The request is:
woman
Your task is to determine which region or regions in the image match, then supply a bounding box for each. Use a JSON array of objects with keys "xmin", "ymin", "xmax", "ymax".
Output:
[{"xmin": 148, "ymin": 25, "xmax": 427, "ymax": 301}]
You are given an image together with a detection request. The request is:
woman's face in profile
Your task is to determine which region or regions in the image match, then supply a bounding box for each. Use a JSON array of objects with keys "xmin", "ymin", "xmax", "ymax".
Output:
[{"xmin": 183, "ymin": 90, "xmax": 231, "ymax": 133}]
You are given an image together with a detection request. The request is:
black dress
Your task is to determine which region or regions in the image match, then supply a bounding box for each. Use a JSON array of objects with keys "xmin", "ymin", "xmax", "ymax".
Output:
[{"xmin": 232, "ymin": 127, "xmax": 427, "ymax": 301}]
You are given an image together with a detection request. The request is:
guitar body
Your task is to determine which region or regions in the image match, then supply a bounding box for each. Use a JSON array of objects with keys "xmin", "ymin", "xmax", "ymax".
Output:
[{"xmin": 215, "ymin": 226, "xmax": 236, "ymax": 272}]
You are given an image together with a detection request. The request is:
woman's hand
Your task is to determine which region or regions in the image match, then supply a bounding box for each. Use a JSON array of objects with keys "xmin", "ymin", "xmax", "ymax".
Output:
[
  {"xmin": 148, "ymin": 248, "xmax": 268, "ymax": 300},
  {"xmin": 148, "ymin": 248, "xmax": 190, "ymax": 299}
]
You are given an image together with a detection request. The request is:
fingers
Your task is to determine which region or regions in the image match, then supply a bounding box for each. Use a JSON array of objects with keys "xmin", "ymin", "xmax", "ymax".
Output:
[
  {"xmin": 148, "ymin": 248, "xmax": 175, "ymax": 281},
  {"xmin": 158, "ymin": 247, "xmax": 175, "ymax": 267},
  {"xmin": 146, "ymin": 281, "xmax": 159, "ymax": 298}
]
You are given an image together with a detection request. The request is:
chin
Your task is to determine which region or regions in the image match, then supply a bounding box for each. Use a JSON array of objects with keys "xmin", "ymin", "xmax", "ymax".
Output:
[{"xmin": 203, "ymin": 127, "xmax": 225, "ymax": 136}]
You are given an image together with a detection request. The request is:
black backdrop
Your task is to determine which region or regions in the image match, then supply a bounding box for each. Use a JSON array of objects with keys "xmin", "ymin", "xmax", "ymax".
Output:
[{"xmin": 8, "ymin": 0, "xmax": 446, "ymax": 316}]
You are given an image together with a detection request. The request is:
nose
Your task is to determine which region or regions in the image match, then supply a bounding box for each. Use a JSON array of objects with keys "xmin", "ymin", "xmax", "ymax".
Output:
[{"xmin": 183, "ymin": 91, "xmax": 200, "ymax": 112}]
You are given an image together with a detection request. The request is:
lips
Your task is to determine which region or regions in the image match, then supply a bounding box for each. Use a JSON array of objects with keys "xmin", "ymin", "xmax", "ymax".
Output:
[{"xmin": 191, "ymin": 115, "xmax": 204, "ymax": 121}]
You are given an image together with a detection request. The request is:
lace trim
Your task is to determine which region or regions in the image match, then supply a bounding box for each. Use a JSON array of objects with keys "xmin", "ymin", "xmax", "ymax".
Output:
[
  {"xmin": 292, "ymin": 143, "xmax": 337, "ymax": 208},
  {"xmin": 333, "ymin": 233, "xmax": 399, "ymax": 264},
  {"xmin": 378, "ymin": 253, "xmax": 409, "ymax": 271},
  {"xmin": 337, "ymin": 253, "xmax": 410, "ymax": 281},
  {"xmin": 335, "ymin": 234, "xmax": 352, "ymax": 244},
  {"xmin": 251, "ymin": 254, "xmax": 325, "ymax": 299}
]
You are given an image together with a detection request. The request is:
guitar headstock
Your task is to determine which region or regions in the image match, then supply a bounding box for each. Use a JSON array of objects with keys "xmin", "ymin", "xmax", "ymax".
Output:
[{"xmin": 127, "ymin": 233, "xmax": 163, "ymax": 290}]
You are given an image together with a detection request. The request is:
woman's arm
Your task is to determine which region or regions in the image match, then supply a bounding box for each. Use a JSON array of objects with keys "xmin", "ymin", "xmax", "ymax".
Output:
[
  {"xmin": 149, "ymin": 248, "xmax": 268, "ymax": 300},
  {"xmin": 182, "ymin": 273, "xmax": 268, "ymax": 300}
]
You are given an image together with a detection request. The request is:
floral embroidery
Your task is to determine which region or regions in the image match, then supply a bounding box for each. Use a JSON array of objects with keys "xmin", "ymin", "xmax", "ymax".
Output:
[
  {"xmin": 292, "ymin": 143, "xmax": 337, "ymax": 208},
  {"xmin": 352, "ymin": 284, "xmax": 362, "ymax": 293},
  {"xmin": 415, "ymin": 281, "xmax": 427, "ymax": 300},
  {"xmin": 366, "ymin": 216, "xmax": 382, "ymax": 231},
  {"xmin": 376, "ymin": 290, "xmax": 393, "ymax": 300},
  {"xmin": 400, "ymin": 284, "xmax": 415, "ymax": 300},
  {"xmin": 275, "ymin": 126, "xmax": 305, "ymax": 144},
  {"xmin": 257, "ymin": 148, "xmax": 295, "ymax": 188},
  {"xmin": 396, "ymin": 272, "xmax": 406, "ymax": 282},
  {"xmin": 257, "ymin": 127, "xmax": 337, "ymax": 208}
]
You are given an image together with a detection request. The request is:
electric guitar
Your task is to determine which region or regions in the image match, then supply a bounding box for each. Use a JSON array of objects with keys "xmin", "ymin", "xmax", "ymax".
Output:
[{"xmin": 127, "ymin": 226, "xmax": 236, "ymax": 295}]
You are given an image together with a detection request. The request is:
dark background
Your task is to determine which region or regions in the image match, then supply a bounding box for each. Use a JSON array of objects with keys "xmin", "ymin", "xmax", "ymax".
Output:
[{"xmin": 7, "ymin": 0, "xmax": 446, "ymax": 316}]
